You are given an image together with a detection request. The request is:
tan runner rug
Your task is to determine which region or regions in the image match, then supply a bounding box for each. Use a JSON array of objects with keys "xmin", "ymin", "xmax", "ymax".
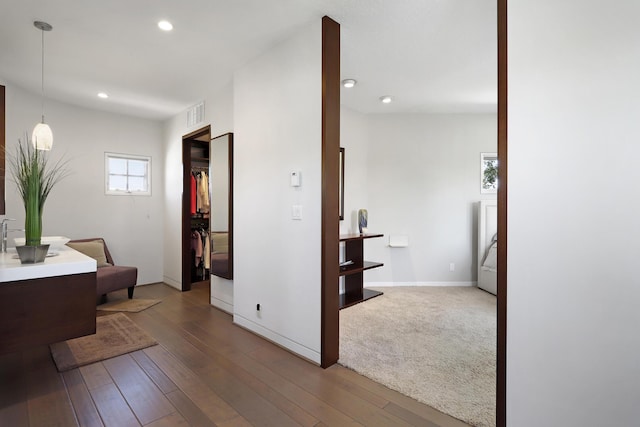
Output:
[
  {"xmin": 98, "ymin": 298, "xmax": 161, "ymax": 313},
  {"xmin": 50, "ymin": 312, "xmax": 157, "ymax": 372}
]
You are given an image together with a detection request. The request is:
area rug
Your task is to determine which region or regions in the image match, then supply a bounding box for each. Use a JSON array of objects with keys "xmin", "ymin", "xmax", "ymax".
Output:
[
  {"xmin": 98, "ymin": 298, "xmax": 161, "ymax": 313},
  {"xmin": 50, "ymin": 312, "xmax": 157, "ymax": 372},
  {"xmin": 339, "ymin": 286, "xmax": 496, "ymax": 427}
]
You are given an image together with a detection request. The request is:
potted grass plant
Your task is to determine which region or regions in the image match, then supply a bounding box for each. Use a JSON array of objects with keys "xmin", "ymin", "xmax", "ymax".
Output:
[{"xmin": 9, "ymin": 135, "xmax": 68, "ymax": 263}]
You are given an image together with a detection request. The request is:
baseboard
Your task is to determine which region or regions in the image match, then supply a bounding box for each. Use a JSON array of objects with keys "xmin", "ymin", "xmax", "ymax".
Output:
[
  {"xmin": 233, "ymin": 314, "xmax": 321, "ymax": 365},
  {"xmin": 365, "ymin": 281, "xmax": 477, "ymax": 288},
  {"xmin": 211, "ymin": 297, "xmax": 233, "ymax": 314},
  {"xmin": 163, "ymin": 276, "xmax": 181, "ymax": 290}
]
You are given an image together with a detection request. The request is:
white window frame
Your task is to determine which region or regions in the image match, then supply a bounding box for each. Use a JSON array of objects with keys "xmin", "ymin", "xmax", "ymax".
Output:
[{"xmin": 105, "ymin": 152, "xmax": 152, "ymax": 196}]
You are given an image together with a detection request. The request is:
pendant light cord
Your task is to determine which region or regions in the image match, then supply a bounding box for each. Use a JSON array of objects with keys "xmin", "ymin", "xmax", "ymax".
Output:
[{"xmin": 41, "ymin": 27, "xmax": 45, "ymax": 123}]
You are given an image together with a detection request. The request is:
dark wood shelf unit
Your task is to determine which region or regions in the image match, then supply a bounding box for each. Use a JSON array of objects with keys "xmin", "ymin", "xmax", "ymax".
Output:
[
  {"xmin": 339, "ymin": 233, "xmax": 384, "ymax": 309},
  {"xmin": 339, "ymin": 233, "xmax": 384, "ymax": 242},
  {"xmin": 339, "ymin": 288, "xmax": 384, "ymax": 310},
  {"xmin": 339, "ymin": 261, "xmax": 384, "ymax": 276}
]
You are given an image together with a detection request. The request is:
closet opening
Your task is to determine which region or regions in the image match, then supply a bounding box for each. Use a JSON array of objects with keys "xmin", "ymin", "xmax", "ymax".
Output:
[{"xmin": 182, "ymin": 125, "xmax": 212, "ymax": 297}]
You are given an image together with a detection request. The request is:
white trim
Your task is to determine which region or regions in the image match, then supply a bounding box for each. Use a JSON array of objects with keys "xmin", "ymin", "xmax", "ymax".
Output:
[
  {"xmin": 365, "ymin": 281, "xmax": 477, "ymax": 287},
  {"xmin": 162, "ymin": 276, "xmax": 181, "ymax": 290},
  {"xmin": 233, "ymin": 314, "xmax": 321, "ymax": 365},
  {"xmin": 211, "ymin": 297, "xmax": 233, "ymax": 314}
]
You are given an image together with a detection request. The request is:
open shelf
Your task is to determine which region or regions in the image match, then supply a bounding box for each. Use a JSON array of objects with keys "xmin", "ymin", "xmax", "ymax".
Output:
[
  {"xmin": 339, "ymin": 288, "xmax": 384, "ymax": 310},
  {"xmin": 339, "ymin": 261, "xmax": 384, "ymax": 277},
  {"xmin": 339, "ymin": 233, "xmax": 384, "ymax": 309}
]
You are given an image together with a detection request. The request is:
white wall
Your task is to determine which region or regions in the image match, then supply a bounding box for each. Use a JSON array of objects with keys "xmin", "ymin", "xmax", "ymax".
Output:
[
  {"xmin": 3, "ymin": 83, "xmax": 164, "ymax": 285},
  {"xmin": 339, "ymin": 107, "xmax": 370, "ymax": 235},
  {"xmin": 340, "ymin": 113, "xmax": 496, "ymax": 285},
  {"xmin": 162, "ymin": 82, "xmax": 234, "ymax": 311},
  {"xmin": 508, "ymin": 1, "xmax": 640, "ymax": 425},
  {"xmin": 233, "ymin": 20, "xmax": 322, "ymax": 363}
]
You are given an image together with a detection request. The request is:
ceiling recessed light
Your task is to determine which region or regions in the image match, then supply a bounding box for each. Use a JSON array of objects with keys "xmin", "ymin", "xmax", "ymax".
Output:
[
  {"xmin": 97, "ymin": 92, "xmax": 109, "ymax": 99},
  {"xmin": 379, "ymin": 96, "xmax": 393, "ymax": 104},
  {"xmin": 342, "ymin": 79, "xmax": 357, "ymax": 88},
  {"xmin": 158, "ymin": 20, "xmax": 173, "ymax": 31}
]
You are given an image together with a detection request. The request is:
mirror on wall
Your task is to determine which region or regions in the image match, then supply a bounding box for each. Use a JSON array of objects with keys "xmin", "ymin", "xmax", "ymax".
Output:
[{"xmin": 210, "ymin": 132, "xmax": 233, "ymax": 279}]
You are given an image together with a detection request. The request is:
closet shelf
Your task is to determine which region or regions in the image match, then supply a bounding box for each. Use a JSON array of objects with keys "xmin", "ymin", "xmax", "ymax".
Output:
[{"xmin": 191, "ymin": 157, "xmax": 209, "ymax": 164}]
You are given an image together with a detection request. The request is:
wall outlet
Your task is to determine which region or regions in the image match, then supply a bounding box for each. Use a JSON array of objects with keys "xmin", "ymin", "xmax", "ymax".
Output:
[{"xmin": 449, "ymin": 262, "xmax": 455, "ymax": 272}]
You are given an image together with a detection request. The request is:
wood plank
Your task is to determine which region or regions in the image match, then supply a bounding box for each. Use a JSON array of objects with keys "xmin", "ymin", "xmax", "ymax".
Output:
[
  {"xmin": 197, "ymin": 365, "xmax": 301, "ymax": 427},
  {"xmin": 0, "ymin": 283, "xmax": 483, "ymax": 427},
  {"xmin": 62, "ymin": 369, "xmax": 104, "ymax": 427},
  {"xmin": 90, "ymin": 382, "xmax": 140, "ymax": 427},
  {"xmin": 139, "ymin": 308, "xmax": 310, "ymax": 426},
  {"xmin": 143, "ymin": 345, "xmax": 242, "ymax": 425},
  {"xmin": 327, "ymin": 365, "xmax": 470, "ymax": 427},
  {"xmin": 165, "ymin": 390, "xmax": 216, "ymax": 427},
  {"xmin": 145, "ymin": 412, "xmax": 189, "ymax": 427},
  {"xmin": 383, "ymin": 402, "xmax": 440, "ymax": 427},
  {"xmin": 184, "ymin": 322, "xmax": 335, "ymax": 426},
  {"xmin": 130, "ymin": 350, "xmax": 177, "ymax": 394},
  {"xmin": 24, "ymin": 346, "xmax": 78, "ymax": 427},
  {"xmin": 80, "ymin": 363, "xmax": 113, "ymax": 391},
  {"xmin": 248, "ymin": 344, "xmax": 413, "ymax": 427},
  {"xmin": 102, "ymin": 354, "xmax": 175, "ymax": 425},
  {"xmin": 137, "ymin": 308, "xmax": 312, "ymax": 426}
]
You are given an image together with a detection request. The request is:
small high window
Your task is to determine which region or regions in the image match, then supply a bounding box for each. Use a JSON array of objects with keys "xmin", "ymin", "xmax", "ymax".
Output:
[{"xmin": 105, "ymin": 153, "xmax": 151, "ymax": 196}]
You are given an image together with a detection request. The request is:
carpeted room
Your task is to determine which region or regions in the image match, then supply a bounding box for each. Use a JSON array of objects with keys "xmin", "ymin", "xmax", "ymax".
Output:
[
  {"xmin": 337, "ymin": 111, "xmax": 498, "ymax": 426},
  {"xmin": 340, "ymin": 286, "xmax": 496, "ymax": 427}
]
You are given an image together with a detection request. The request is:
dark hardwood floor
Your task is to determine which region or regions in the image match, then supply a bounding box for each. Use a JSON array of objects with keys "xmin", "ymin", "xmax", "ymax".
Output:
[{"xmin": 0, "ymin": 282, "xmax": 470, "ymax": 426}]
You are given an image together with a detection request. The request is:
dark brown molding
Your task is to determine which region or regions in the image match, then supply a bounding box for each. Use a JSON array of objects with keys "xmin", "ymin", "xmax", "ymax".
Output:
[
  {"xmin": 0, "ymin": 85, "xmax": 5, "ymax": 215},
  {"xmin": 497, "ymin": 0, "xmax": 508, "ymax": 425},
  {"xmin": 320, "ymin": 15, "xmax": 340, "ymax": 368}
]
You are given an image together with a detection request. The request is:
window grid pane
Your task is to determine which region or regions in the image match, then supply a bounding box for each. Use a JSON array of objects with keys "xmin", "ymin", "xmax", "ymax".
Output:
[{"xmin": 106, "ymin": 154, "xmax": 151, "ymax": 195}]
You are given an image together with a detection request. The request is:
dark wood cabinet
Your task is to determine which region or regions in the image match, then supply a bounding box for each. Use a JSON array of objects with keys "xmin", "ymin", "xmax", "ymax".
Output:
[{"xmin": 339, "ymin": 233, "xmax": 384, "ymax": 309}]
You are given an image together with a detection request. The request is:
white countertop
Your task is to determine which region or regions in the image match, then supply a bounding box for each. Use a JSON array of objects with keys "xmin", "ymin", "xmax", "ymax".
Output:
[{"xmin": 0, "ymin": 246, "xmax": 97, "ymax": 283}]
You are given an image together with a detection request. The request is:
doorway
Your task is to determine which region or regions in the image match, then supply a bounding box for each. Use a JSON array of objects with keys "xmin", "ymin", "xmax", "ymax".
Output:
[
  {"xmin": 181, "ymin": 125, "xmax": 212, "ymax": 300},
  {"xmin": 320, "ymin": 2, "xmax": 507, "ymax": 425}
]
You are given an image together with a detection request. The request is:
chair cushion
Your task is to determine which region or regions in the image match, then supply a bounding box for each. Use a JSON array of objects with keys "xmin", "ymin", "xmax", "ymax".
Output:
[
  {"xmin": 96, "ymin": 265, "xmax": 138, "ymax": 296},
  {"xmin": 67, "ymin": 240, "xmax": 111, "ymax": 267}
]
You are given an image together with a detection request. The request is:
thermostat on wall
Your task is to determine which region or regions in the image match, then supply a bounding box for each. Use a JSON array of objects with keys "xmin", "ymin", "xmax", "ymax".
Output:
[{"xmin": 290, "ymin": 171, "xmax": 301, "ymax": 187}]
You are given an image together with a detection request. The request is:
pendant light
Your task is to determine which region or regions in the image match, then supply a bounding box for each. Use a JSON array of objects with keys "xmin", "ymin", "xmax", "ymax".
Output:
[{"xmin": 32, "ymin": 21, "xmax": 53, "ymax": 151}]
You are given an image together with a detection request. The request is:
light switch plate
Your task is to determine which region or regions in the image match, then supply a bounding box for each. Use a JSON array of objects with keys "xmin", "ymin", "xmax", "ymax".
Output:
[{"xmin": 292, "ymin": 205, "xmax": 302, "ymax": 220}]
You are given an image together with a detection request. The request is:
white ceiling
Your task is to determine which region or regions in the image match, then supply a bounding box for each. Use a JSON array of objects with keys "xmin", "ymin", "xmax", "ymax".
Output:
[{"xmin": 0, "ymin": 0, "xmax": 496, "ymax": 121}]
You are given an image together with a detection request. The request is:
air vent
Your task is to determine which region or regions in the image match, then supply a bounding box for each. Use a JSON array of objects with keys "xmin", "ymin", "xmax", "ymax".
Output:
[{"xmin": 186, "ymin": 102, "xmax": 205, "ymax": 127}]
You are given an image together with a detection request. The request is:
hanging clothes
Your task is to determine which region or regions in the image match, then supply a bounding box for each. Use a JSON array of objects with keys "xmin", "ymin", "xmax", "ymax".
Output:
[
  {"xmin": 190, "ymin": 173, "xmax": 197, "ymax": 215},
  {"xmin": 191, "ymin": 230, "xmax": 203, "ymax": 267},
  {"xmin": 198, "ymin": 171, "xmax": 210, "ymax": 214},
  {"xmin": 195, "ymin": 173, "xmax": 202, "ymax": 213},
  {"xmin": 203, "ymin": 231, "xmax": 210, "ymax": 270}
]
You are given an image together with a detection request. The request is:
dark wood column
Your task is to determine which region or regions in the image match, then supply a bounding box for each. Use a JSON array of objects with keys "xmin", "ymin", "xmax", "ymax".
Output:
[
  {"xmin": 1, "ymin": 85, "xmax": 5, "ymax": 215},
  {"xmin": 321, "ymin": 16, "xmax": 340, "ymax": 368},
  {"xmin": 497, "ymin": 0, "xmax": 508, "ymax": 425}
]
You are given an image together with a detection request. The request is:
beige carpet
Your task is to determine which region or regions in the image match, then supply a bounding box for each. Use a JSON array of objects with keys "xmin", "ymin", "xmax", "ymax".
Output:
[
  {"xmin": 98, "ymin": 298, "xmax": 161, "ymax": 313},
  {"xmin": 339, "ymin": 286, "xmax": 496, "ymax": 427},
  {"xmin": 50, "ymin": 313, "xmax": 157, "ymax": 372}
]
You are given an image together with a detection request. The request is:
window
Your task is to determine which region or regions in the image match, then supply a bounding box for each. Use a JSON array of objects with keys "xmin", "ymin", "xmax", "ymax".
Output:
[
  {"xmin": 481, "ymin": 152, "xmax": 498, "ymax": 194},
  {"xmin": 105, "ymin": 153, "xmax": 151, "ymax": 195}
]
